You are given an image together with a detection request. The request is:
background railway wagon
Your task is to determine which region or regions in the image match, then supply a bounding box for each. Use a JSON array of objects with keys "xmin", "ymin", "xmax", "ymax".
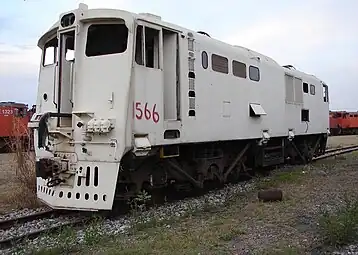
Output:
[
  {"xmin": 0, "ymin": 102, "xmax": 35, "ymax": 152},
  {"xmin": 329, "ymin": 110, "xmax": 358, "ymax": 135}
]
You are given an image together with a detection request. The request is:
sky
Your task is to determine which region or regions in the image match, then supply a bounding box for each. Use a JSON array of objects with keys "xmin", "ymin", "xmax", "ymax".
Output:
[{"xmin": 0, "ymin": 0, "xmax": 357, "ymax": 111}]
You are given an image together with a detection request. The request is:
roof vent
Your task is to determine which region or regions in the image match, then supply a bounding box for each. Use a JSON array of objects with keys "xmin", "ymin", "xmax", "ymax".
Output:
[{"xmin": 138, "ymin": 13, "xmax": 162, "ymax": 20}]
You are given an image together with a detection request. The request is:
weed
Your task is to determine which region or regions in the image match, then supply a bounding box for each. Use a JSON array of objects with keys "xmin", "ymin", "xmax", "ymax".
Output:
[
  {"xmin": 256, "ymin": 169, "xmax": 304, "ymax": 190},
  {"xmin": 22, "ymin": 226, "xmax": 77, "ymax": 255},
  {"xmin": 128, "ymin": 190, "xmax": 152, "ymax": 216},
  {"xmin": 218, "ymin": 225, "xmax": 245, "ymax": 241},
  {"xmin": 275, "ymin": 170, "xmax": 303, "ymax": 183},
  {"xmin": 56, "ymin": 225, "xmax": 77, "ymax": 252},
  {"xmin": 5, "ymin": 118, "xmax": 39, "ymax": 209},
  {"xmin": 318, "ymin": 194, "xmax": 358, "ymax": 246},
  {"xmin": 132, "ymin": 216, "xmax": 175, "ymax": 233},
  {"xmin": 83, "ymin": 216, "xmax": 104, "ymax": 245}
]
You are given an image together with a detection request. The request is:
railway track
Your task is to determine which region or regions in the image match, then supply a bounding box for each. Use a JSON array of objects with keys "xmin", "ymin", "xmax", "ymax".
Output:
[
  {"xmin": 2, "ymin": 144, "xmax": 358, "ymax": 251},
  {"xmin": 313, "ymin": 145, "xmax": 358, "ymax": 161},
  {"xmin": 0, "ymin": 209, "xmax": 90, "ymax": 249},
  {"xmin": 0, "ymin": 209, "xmax": 55, "ymax": 230}
]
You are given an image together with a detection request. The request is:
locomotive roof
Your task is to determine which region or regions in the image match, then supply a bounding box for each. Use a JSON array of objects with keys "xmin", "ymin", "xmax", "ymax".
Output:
[
  {"xmin": 39, "ymin": 4, "xmax": 279, "ymax": 65},
  {"xmin": 38, "ymin": 3, "xmax": 323, "ymax": 83}
]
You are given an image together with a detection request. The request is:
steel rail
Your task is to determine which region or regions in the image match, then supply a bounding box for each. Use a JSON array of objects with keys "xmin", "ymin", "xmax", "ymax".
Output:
[
  {"xmin": 0, "ymin": 209, "xmax": 55, "ymax": 231},
  {"xmin": 0, "ymin": 217, "xmax": 89, "ymax": 249},
  {"xmin": 313, "ymin": 145, "xmax": 358, "ymax": 161}
]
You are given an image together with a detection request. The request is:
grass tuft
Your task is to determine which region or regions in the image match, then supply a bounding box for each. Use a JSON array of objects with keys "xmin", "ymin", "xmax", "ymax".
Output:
[
  {"xmin": 318, "ymin": 194, "xmax": 358, "ymax": 246},
  {"xmin": 256, "ymin": 168, "xmax": 305, "ymax": 190},
  {"xmin": 83, "ymin": 218, "xmax": 104, "ymax": 246}
]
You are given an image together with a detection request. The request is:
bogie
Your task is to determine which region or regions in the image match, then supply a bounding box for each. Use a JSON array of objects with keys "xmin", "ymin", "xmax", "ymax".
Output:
[{"xmin": 114, "ymin": 134, "xmax": 327, "ymax": 201}]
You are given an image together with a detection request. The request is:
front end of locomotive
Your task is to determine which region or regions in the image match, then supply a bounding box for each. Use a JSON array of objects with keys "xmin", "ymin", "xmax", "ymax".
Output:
[{"xmin": 28, "ymin": 4, "xmax": 135, "ymax": 211}]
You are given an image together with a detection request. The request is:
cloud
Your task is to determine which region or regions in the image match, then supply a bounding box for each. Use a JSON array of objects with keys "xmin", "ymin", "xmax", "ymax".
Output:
[
  {"xmin": 0, "ymin": 17, "xmax": 11, "ymax": 32},
  {"xmin": 1, "ymin": 0, "xmax": 357, "ymax": 110},
  {"xmin": 222, "ymin": 1, "xmax": 358, "ymax": 111},
  {"xmin": 225, "ymin": 9, "xmax": 348, "ymax": 65},
  {"xmin": 0, "ymin": 0, "xmax": 133, "ymax": 78},
  {"xmin": 0, "ymin": 43, "xmax": 40, "ymax": 76},
  {"xmin": 0, "ymin": 75, "xmax": 37, "ymax": 103}
]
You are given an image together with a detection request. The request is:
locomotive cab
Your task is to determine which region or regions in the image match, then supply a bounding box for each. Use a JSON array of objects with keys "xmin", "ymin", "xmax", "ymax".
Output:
[{"xmin": 28, "ymin": 4, "xmax": 137, "ymax": 211}]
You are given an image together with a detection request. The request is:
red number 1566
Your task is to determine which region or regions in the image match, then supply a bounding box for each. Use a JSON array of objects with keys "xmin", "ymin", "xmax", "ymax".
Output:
[{"xmin": 134, "ymin": 102, "xmax": 159, "ymax": 123}]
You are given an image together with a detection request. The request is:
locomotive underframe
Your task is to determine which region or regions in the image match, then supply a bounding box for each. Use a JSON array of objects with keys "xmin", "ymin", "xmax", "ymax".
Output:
[
  {"xmin": 36, "ymin": 133, "xmax": 327, "ymax": 210},
  {"xmin": 114, "ymin": 133, "xmax": 327, "ymax": 201}
]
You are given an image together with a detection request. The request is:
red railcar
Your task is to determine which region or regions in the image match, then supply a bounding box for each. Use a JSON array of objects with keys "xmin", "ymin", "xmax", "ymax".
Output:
[
  {"xmin": 329, "ymin": 110, "xmax": 358, "ymax": 135},
  {"xmin": 0, "ymin": 102, "xmax": 35, "ymax": 152}
]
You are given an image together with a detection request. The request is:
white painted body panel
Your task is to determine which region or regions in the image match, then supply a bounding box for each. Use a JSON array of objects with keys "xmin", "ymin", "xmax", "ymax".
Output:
[
  {"xmin": 36, "ymin": 65, "xmax": 57, "ymax": 114},
  {"xmin": 131, "ymin": 27, "xmax": 329, "ymax": 145},
  {"xmin": 36, "ymin": 161, "xmax": 119, "ymax": 211}
]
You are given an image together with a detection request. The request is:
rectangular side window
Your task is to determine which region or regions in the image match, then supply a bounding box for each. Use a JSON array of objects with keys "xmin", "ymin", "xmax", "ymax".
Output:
[
  {"xmin": 144, "ymin": 27, "xmax": 160, "ymax": 69},
  {"xmin": 249, "ymin": 65, "xmax": 260, "ymax": 82},
  {"xmin": 64, "ymin": 31, "xmax": 75, "ymax": 62},
  {"xmin": 43, "ymin": 37, "xmax": 58, "ymax": 66},
  {"xmin": 134, "ymin": 25, "xmax": 160, "ymax": 69},
  {"xmin": 303, "ymin": 82, "xmax": 308, "ymax": 93},
  {"xmin": 135, "ymin": 25, "xmax": 144, "ymax": 65},
  {"xmin": 310, "ymin": 84, "xmax": 315, "ymax": 95},
  {"xmin": 212, "ymin": 54, "xmax": 228, "ymax": 74},
  {"xmin": 301, "ymin": 109, "xmax": 309, "ymax": 122},
  {"xmin": 323, "ymin": 84, "xmax": 329, "ymax": 102},
  {"xmin": 232, "ymin": 60, "xmax": 246, "ymax": 78},
  {"xmin": 85, "ymin": 23, "xmax": 128, "ymax": 57}
]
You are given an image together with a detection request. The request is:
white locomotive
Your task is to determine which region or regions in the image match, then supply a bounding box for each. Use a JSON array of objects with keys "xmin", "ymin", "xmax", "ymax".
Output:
[{"xmin": 28, "ymin": 3, "xmax": 330, "ymax": 211}]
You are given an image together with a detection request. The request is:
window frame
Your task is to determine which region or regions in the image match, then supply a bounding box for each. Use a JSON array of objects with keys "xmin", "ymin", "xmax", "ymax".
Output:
[
  {"xmin": 42, "ymin": 36, "xmax": 58, "ymax": 67},
  {"xmin": 323, "ymin": 84, "xmax": 329, "ymax": 102},
  {"xmin": 202, "ymin": 51, "xmax": 208, "ymax": 69},
  {"xmin": 303, "ymin": 82, "xmax": 309, "ymax": 93},
  {"xmin": 301, "ymin": 109, "xmax": 310, "ymax": 122},
  {"xmin": 85, "ymin": 22, "xmax": 129, "ymax": 57},
  {"xmin": 232, "ymin": 60, "xmax": 247, "ymax": 78},
  {"xmin": 211, "ymin": 53, "xmax": 229, "ymax": 74},
  {"xmin": 134, "ymin": 22, "xmax": 162, "ymax": 69},
  {"xmin": 249, "ymin": 65, "xmax": 260, "ymax": 82}
]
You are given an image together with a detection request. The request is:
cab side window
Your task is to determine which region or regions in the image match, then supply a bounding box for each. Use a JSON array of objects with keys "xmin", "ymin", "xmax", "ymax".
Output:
[{"xmin": 135, "ymin": 25, "xmax": 160, "ymax": 69}]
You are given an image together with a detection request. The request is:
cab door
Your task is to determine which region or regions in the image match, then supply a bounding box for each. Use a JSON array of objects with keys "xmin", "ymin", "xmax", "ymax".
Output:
[{"xmin": 132, "ymin": 22, "xmax": 164, "ymax": 136}]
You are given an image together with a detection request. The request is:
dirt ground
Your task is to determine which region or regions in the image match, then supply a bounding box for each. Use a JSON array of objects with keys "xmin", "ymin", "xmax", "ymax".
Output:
[
  {"xmin": 326, "ymin": 135, "xmax": 358, "ymax": 149},
  {"xmin": 0, "ymin": 135, "xmax": 357, "ymax": 215}
]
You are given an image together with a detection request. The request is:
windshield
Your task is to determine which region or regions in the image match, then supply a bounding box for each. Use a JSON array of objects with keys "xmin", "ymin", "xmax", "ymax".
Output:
[
  {"xmin": 43, "ymin": 37, "xmax": 58, "ymax": 66},
  {"xmin": 85, "ymin": 23, "xmax": 128, "ymax": 57}
]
